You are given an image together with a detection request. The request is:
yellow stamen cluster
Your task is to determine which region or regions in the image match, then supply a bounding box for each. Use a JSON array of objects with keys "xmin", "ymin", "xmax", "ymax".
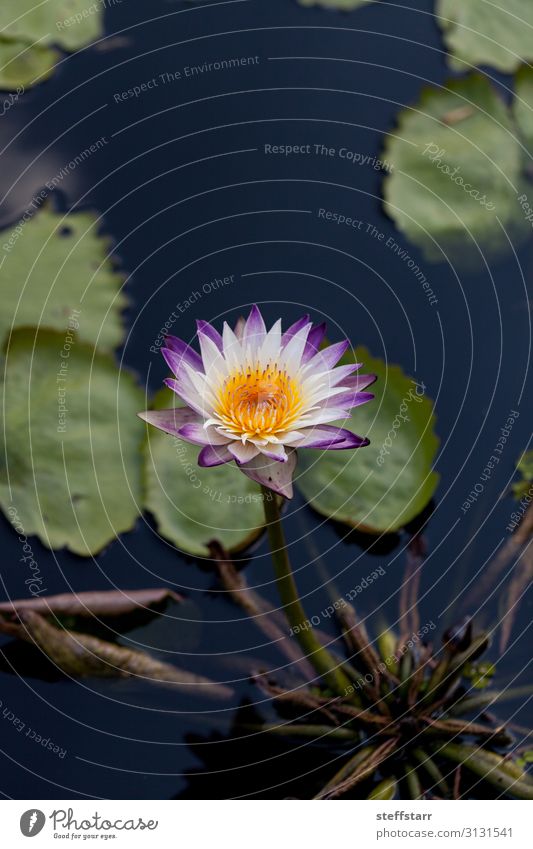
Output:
[{"xmin": 215, "ymin": 364, "xmax": 303, "ymax": 440}]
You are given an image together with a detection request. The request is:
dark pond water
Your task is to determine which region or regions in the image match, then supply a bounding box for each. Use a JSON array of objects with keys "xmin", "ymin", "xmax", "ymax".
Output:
[{"xmin": 0, "ymin": 0, "xmax": 531, "ymax": 799}]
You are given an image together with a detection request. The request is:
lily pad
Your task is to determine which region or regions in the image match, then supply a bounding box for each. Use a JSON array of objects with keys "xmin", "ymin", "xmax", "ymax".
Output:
[
  {"xmin": 0, "ymin": 1, "xmax": 104, "ymax": 89},
  {"xmin": 0, "ymin": 328, "xmax": 144, "ymax": 555},
  {"xmin": 437, "ymin": 0, "xmax": 533, "ymax": 73},
  {"xmin": 382, "ymin": 74, "xmax": 528, "ymax": 263},
  {"xmin": 0, "ymin": 38, "xmax": 57, "ymax": 89},
  {"xmin": 0, "ymin": 204, "xmax": 126, "ymax": 354},
  {"xmin": 297, "ymin": 0, "xmax": 373, "ymax": 8},
  {"xmin": 143, "ymin": 390, "xmax": 267, "ymax": 557},
  {"xmin": 514, "ymin": 67, "xmax": 533, "ymax": 159},
  {"xmin": 296, "ymin": 348, "xmax": 439, "ymax": 533},
  {"xmin": 0, "ymin": 1, "xmax": 103, "ymax": 52}
]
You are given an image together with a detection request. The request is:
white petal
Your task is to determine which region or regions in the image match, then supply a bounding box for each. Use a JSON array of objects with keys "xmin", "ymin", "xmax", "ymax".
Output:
[
  {"xmin": 257, "ymin": 319, "xmax": 282, "ymax": 366},
  {"xmin": 182, "ymin": 363, "xmax": 218, "ymax": 412},
  {"xmin": 291, "ymin": 407, "xmax": 352, "ymax": 428},
  {"xmin": 239, "ymin": 449, "xmax": 297, "ymax": 499},
  {"xmin": 198, "ymin": 332, "xmax": 227, "ymax": 382},
  {"xmin": 280, "ymin": 322, "xmax": 312, "ymax": 371},
  {"xmin": 259, "ymin": 442, "xmax": 288, "ymax": 462},
  {"xmin": 222, "ymin": 321, "xmax": 243, "ymax": 371},
  {"xmin": 280, "ymin": 430, "xmax": 307, "ymax": 445},
  {"xmin": 304, "ymin": 383, "xmax": 355, "ymax": 406},
  {"xmin": 243, "ymin": 305, "xmax": 267, "ymax": 353},
  {"xmin": 228, "ymin": 442, "xmax": 261, "ymax": 464}
]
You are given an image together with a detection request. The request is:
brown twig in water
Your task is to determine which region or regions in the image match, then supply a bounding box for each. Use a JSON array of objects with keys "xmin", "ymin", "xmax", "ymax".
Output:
[
  {"xmin": 0, "ymin": 609, "xmax": 232, "ymax": 699},
  {"xmin": 399, "ymin": 535, "xmax": 426, "ymax": 646},
  {"xmin": 453, "ymin": 766, "xmax": 462, "ymax": 800},
  {"xmin": 463, "ymin": 500, "xmax": 533, "ymax": 613},
  {"xmin": 499, "ymin": 546, "xmax": 533, "ymax": 652},
  {"xmin": 0, "ymin": 588, "xmax": 182, "ymax": 619}
]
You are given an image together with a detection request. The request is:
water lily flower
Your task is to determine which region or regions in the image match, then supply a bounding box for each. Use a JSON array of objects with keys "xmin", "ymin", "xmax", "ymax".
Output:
[{"xmin": 139, "ymin": 306, "xmax": 375, "ymax": 498}]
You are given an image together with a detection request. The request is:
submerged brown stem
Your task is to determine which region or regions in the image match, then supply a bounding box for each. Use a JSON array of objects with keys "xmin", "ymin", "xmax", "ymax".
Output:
[
  {"xmin": 462, "ymin": 500, "xmax": 533, "ymax": 613},
  {"xmin": 0, "ymin": 609, "xmax": 232, "ymax": 699},
  {"xmin": 315, "ymin": 738, "xmax": 399, "ymax": 800}
]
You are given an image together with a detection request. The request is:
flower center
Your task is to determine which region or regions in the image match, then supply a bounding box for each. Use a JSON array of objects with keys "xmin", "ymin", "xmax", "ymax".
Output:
[{"xmin": 215, "ymin": 364, "xmax": 303, "ymax": 439}]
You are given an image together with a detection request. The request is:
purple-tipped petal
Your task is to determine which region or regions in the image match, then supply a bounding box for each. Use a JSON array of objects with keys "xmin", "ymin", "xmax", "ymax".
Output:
[
  {"xmin": 331, "ymin": 433, "xmax": 369, "ymax": 449},
  {"xmin": 302, "ymin": 322, "xmax": 327, "ymax": 363},
  {"xmin": 293, "ymin": 425, "xmax": 369, "ymax": 450},
  {"xmin": 161, "ymin": 346, "xmax": 191, "ymax": 380},
  {"xmin": 196, "ymin": 319, "xmax": 223, "ymax": 352},
  {"xmin": 329, "ymin": 362, "xmax": 363, "ymax": 386},
  {"xmin": 198, "ymin": 444, "xmax": 233, "ymax": 467},
  {"xmin": 281, "ymin": 314, "xmax": 310, "ymax": 345},
  {"xmin": 163, "ymin": 335, "xmax": 203, "ymax": 371},
  {"xmin": 164, "ymin": 378, "xmax": 205, "ymax": 416},
  {"xmin": 197, "ymin": 328, "xmax": 225, "ymax": 377},
  {"xmin": 178, "ymin": 423, "xmax": 230, "ymax": 447},
  {"xmin": 138, "ymin": 407, "xmax": 199, "ymax": 437},
  {"xmin": 339, "ymin": 373, "xmax": 377, "ymax": 393},
  {"xmin": 307, "ymin": 339, "xmax": 350, "ymax": 372},
  {"xmin": 322, "ymin": 390, "xmax": 375, "ymax": 410},
  {"xmin": 280, "ymin": 322, "xmax": 312, "ymax": 369},
  {"xmin": 243, "ymin": 305, "xmax": 266, "ymax": 348},
  {"xmin": 239, "ymin": 449, "xmax": 297, "ymax": 499}
]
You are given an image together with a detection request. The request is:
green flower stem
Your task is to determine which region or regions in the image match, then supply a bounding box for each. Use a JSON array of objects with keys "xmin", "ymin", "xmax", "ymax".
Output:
[{"xmin": 261, "ymin": 487, "xmax": 352, "ymax": 696}]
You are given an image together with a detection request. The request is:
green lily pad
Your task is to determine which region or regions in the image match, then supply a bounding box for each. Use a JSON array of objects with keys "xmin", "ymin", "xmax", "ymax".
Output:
[
  {"xmin": 297, "ymin": 0, "xmax": 373, "ymax": 9},
  {"xmin": 143, "ymin": 390, "xmax": 267, "ymax": 557},
  {"xmin": 382, "ymin": 74, "xmax": 528, "ymax": 263},
  {"xmin": 296, "ymin": 348, "xmax": 440, "ymax": 534},
  {"xmin": 514, "ymin": 66, "xmax": 533, "ymax": 158},
  {"xmin": 0, "ymin": 204, "xmax": 126, "ymax": 354},
  {"xmin": 0, "ymin": 1, "xmax": 104, "ymax": 89},
  {"xmin": 0, "ymin": 0, "xmax": 103, "ymax": 52},
  {"xmin": 0, "ymin": 329, "xmax": 144, "ymax": 556},
  {"xmin": 0, "ymin": 38, "xmax": 57, "ymax": 90},
  {"xmin": 437, "ymin": 0, "xmax": 533, "ymax": 73}
]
